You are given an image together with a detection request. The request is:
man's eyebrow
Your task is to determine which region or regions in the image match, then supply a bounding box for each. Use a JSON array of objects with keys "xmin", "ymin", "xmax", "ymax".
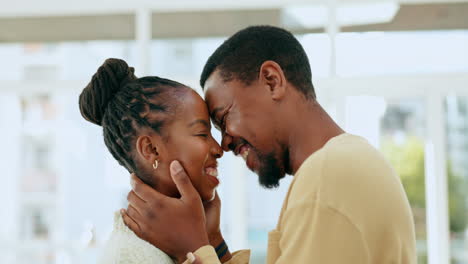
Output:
[
  {"xmin": 210, "ymin": 107, "xmax": 224, "ymax": 120},
  {"xmin": 188, "ymin": 119, "xmax": 210, "ymax": 128}
]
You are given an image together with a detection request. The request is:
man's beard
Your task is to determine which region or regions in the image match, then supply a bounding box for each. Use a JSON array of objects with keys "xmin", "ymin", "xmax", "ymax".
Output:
[{"xmin": 256, "ymin": 151, "xmax": 286, "ymax": 189}]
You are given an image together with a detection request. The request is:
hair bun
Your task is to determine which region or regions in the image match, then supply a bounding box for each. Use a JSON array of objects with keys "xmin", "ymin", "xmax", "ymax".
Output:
[{"xmin": 79, "ymin": 58, "xmax": 137, "ymax": 126}]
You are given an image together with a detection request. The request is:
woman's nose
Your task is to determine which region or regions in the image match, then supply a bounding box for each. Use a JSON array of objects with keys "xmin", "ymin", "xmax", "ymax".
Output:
[
  {"xmin": 214, "ymin": 151, "xmax": 223, "ymax": 159},
  {"xmin": 212, "ymin": 140, "xmax": 224, "ymax": 158}
]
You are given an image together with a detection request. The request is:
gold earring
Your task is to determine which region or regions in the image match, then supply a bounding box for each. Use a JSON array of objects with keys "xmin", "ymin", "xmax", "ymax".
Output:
[{"xmin": 152, "ymin": 159, "xmax": 159, "ymax": 170}]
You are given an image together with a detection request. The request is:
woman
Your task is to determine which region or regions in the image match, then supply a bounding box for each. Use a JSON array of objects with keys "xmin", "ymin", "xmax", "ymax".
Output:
[{"xmin": 79, "ymin": 58, "xmax": 223, "ymax": 264}]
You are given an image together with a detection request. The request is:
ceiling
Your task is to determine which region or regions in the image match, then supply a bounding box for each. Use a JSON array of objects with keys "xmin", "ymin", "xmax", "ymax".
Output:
[{"xmin": 0, "ymin": 0, "xmax": 467, "ymax": 42}]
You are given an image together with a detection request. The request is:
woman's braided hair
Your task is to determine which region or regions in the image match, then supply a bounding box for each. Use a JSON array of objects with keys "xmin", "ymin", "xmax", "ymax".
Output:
[{"xmin": 79, "ymin": 58, "xmax": 188, "ymax": 175}]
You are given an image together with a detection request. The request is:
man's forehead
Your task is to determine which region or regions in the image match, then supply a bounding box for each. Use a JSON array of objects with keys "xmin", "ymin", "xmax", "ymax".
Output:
[
  {"xmin": 203, "ymin": 72, "xmax": 230, "ymax": 109},
  {"xmin": 203, "ymin": 70, "xmax": 223, "ymax": 95},
  {"xmin": 204, "ymin": 88, "xmax": 224, "ymax": 114}
]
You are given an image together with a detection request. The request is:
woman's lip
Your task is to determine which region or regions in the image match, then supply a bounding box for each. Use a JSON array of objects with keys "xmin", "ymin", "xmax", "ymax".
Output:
[
  {"xmin": 207, "ymin": 174, "xmax": 220, "ymax": 187},
  {"xmin": 204, "ymin": 160, "xmax": 218, "ymax": 169},
  {"xmin": 204, "ymin": 166, "xmax": 219, "ymax": 187},
  {"xmin": 204, "ymin": 166, "xmax": 218, "ymax": 175}
]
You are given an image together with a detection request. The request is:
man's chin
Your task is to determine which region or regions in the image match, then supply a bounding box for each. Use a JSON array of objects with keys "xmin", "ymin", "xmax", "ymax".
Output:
[
  {"xmin": 257, "ymin": 165, "xmax": 285, "ymax": 189},
  {"xmin": 259, "ymin": 173, "xmax": 284, "ymax": 189},
  {"xmin": 253, "ymin": 151, "xmax": 285, "ymax": 188}
]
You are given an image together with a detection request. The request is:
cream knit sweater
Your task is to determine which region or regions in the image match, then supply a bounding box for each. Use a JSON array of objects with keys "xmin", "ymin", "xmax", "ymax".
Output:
[{"xmin": 98, "ymin": 212, "xmax": 174, "ymax": 264}]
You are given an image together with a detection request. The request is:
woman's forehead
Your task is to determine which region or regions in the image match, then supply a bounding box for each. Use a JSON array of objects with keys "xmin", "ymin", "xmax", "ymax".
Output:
[{"xmin": 178, "ymin": 90, "xmax": 210, "ymax": 120}]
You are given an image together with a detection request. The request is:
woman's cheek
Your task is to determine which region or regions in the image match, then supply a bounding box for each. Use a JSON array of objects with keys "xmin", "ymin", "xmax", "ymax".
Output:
[
  {"xmin": 176, "ymin": 139, "xmax": 210, "ymax": 183},
  {"xmin": 179, "ymin": 142, "xmax": 204, "ymax": 181},
  {"xmin": 189, "ymin": 141, "xmax": 211, "ymax": 186}
]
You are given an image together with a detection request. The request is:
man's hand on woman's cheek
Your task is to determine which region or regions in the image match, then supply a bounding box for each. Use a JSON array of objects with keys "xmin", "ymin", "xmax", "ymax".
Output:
[{"xmin": 121, "ymin": 160, "xmax": 210, "ymax": 263}]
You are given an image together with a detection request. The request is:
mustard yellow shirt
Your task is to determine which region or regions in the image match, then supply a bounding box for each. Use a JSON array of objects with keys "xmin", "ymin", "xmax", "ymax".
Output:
[{"xmin": 185, "ymin": 134, "xmax": 417, "ymax": 264}]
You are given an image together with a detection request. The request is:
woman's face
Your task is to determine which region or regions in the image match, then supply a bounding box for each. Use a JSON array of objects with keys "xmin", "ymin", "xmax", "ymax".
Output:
[{"xmin": 149, "ymin": 90, "xmax": 223, "ymax": 202}]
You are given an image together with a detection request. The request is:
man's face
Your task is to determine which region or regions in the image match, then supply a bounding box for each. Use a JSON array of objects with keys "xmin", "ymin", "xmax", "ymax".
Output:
[{"xmin": 204, "ymin": 70, "xmax": 287, "ymax": 188}]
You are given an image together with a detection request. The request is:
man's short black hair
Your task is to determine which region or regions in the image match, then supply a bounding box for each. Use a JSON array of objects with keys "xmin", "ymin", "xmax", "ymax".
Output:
[{"xmin": 200, "ymin": 25, "xmax": 315, "ymax": 99}]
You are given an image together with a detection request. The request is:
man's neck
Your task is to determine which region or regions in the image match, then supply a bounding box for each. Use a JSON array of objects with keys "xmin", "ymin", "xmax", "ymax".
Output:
[{"xmin": 286, "ymin": 100, "xmax": 345, "ymax": 175}]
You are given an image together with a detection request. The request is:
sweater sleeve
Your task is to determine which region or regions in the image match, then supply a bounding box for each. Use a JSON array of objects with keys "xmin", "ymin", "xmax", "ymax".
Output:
[{"xmin": 182, "ymin": 246, "xmax": 250, "ymax": 264}]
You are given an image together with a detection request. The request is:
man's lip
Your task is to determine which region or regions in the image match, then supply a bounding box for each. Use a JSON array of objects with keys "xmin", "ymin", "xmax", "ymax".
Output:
[
  {"xmin": 234, "ymin": 144, "xmax": 249, "ymax": 156},
  {"xmin": 246, "ymin": 158, "xmax": 254, "ymax": 171}
]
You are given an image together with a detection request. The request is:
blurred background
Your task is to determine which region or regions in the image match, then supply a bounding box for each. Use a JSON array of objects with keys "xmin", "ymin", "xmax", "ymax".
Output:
[{"xmin": 0, "ymin": 0, "xmax": 467, "ymax": 263}]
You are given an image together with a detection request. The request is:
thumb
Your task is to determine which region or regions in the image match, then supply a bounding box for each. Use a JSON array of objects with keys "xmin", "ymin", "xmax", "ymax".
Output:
[{"xmin": 170, "ymin": 160, "xmax": 198, "ymax": 201}]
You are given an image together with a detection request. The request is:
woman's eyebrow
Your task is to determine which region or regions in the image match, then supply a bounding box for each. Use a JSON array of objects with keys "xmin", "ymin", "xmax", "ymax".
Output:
[{"xmin": 188, "ymin": 119, "xmax": 210, "ymax": 128}]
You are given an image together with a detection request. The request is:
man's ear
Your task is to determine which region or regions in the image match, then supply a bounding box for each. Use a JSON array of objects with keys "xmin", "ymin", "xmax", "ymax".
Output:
[
  {"xmin": 135, "ymin": 135, "xmax": 160, "ymax": 163},
  {"xmin": 258, "ymin": 60, "xmax": 286, "ymax": 100}
]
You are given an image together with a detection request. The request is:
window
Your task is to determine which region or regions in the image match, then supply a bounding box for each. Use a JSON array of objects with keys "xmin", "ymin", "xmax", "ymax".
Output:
[{"xmin": 446, "ymin": 96, "xmax": 468, "ymax": 264}]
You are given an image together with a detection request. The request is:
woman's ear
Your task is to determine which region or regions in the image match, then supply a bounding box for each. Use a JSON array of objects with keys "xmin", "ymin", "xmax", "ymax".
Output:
[{"xmin": 135, "ymin": 135, "xmax": 160, "ymax": 163}]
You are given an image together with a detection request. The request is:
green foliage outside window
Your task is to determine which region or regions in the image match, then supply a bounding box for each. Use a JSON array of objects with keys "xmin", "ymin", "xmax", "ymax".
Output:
[{"xmin": 381, "ymin": 137, "xmax": 468, "ymax": 237}]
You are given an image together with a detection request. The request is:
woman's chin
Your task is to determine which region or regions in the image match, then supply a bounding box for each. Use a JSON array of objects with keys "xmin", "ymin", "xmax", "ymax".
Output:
[{"xmin": 201, "ymin": 189, "xmax": 216, "ymax": 202}]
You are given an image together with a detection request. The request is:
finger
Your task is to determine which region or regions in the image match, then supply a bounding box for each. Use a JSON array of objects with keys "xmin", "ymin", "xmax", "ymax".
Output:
[
  {"xmin": 127, "ymin": 191, "xmax": 146, "ymax": 213},
  {"xmin": 131, "ymin": 173, "xmax": 170, "ymax": 203},
  {"xmin": 170, "ymin": 160, "xmax": 198, "ymax": 201},
  {"xmin": 127, "ymin": 204, "xmax": 143, "ymax": 221},
  {"xmin": 121, "ymin": 209, "xmax": 142, "ymax": 236}
]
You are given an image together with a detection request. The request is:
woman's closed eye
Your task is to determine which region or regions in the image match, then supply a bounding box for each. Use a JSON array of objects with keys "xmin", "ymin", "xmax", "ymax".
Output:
[{"xmin": 189, "ymin": 119, "xmax": 211, "ymax": 138}]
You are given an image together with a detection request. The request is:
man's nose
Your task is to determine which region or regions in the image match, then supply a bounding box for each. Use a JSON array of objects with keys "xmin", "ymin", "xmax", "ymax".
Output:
[{"xmin": 221, "ymin": 132, "xmax": 234, "ymax": 152}]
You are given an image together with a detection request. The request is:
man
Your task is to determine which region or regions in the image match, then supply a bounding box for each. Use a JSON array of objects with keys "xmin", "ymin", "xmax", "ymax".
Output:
[{"xmin": 123, "ymin": 25, "xmax": 417, "ymax": 264}]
